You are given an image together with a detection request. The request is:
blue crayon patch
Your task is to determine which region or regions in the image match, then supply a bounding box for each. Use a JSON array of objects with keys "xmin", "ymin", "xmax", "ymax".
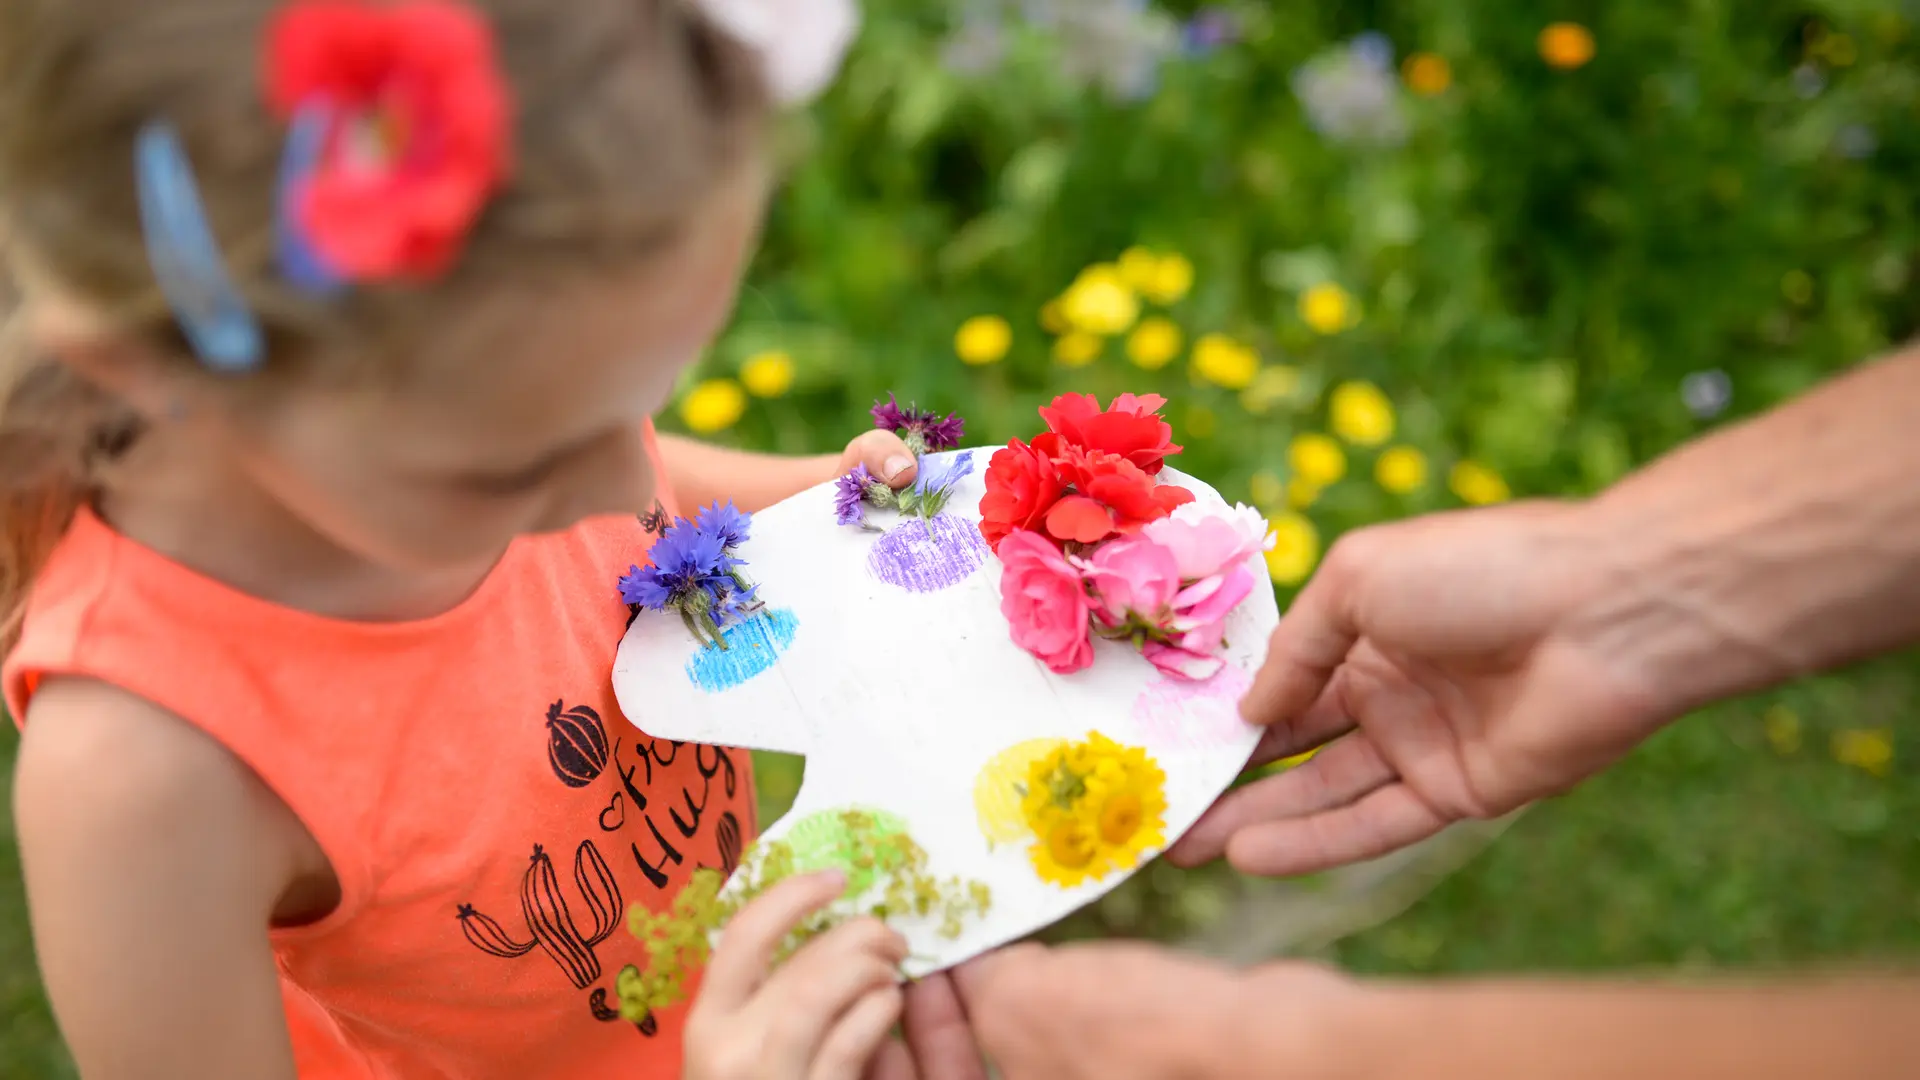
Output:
[{"xmin": 685, "ymin": 607, "xmax": 800, "ymax": 692}]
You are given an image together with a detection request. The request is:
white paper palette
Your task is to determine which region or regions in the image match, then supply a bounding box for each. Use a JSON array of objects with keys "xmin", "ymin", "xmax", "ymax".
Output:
[{"xmin": 612, "ymin": 449, "xmax": 1279, "ymax": 976}]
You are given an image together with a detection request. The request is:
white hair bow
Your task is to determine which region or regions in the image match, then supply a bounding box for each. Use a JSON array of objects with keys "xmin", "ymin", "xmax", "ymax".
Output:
[{"xmin": 693, "ymin": 0, "xmax": 859, "ymax": 105}]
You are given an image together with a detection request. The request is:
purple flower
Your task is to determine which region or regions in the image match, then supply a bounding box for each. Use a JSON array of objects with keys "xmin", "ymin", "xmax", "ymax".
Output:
[
  {"xmin": 872, "ymin": 393, "xmax": 967, "ymax": 452},
  {"xmin": 618, "ymin": 508, "xmax": 766, "ymax": 648},
  {"xmin": 1182, "ymin": 8, "xmax": 1238, "ymax": 54},
  {"xmin": 835, "ymin": 464, "xmax": 875, "ymax": 527}
]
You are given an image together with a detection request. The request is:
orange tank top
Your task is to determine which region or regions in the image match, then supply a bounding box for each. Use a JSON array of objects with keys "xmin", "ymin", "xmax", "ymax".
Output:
[{"xmin": 3, "ymin": 425, "xmax": 756, "ymax": 1080}]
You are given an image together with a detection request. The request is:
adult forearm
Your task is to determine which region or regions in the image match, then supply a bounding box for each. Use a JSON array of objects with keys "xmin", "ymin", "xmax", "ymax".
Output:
[
  {"xmin": 656, "ymin": 433, "xmax": 838, "ymax": 513},
  {"xmin": 1578, "ymin": 345, "xmax": 1920, "ymax": 719},
  {"xmin": 1327, "ymin": 975, "xmax": 1920, "ymax": 1080}
]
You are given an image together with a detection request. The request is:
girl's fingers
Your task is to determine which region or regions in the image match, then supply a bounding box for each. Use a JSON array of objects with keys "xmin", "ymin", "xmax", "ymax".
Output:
[
  {"xmin": 754, "ymin": 918, "xmax": 907, "ymax": 1063},
  {"xmin": 808, "ymin": 986, "xmax": 906, "ymax": 1080},
  {"xmin": 701, "ymin": 871, "xmax": 847, "ymax": 1010}
]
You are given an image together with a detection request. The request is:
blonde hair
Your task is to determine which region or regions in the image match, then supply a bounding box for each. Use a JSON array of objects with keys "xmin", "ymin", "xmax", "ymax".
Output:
[{"xmin": 0, "ymin": 0, "xmax": 773, "ymax": 652}]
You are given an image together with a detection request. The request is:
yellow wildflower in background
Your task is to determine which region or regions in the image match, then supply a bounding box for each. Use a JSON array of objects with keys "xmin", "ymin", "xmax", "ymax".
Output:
[
  {"xmin": 1403, "ymin": 52, "xmax": 1452, "ymax": 96},
  {"xmin": 1018, "ymin": 732, "xmax": 1168, "ymax": 888},
  {"xmin": 955, "ymin": 315, "xmax": 1012, "ymax": 365},
  {"xmin": 1832, "ymin": 728, "xmax": 1894, "ymax": 778},
  {"xmin": 1184, "ymin": 403, "xmax": 1217, "ymax": 440},
  {"xmin": 1265, "ymin": 513, "xmax": 1320, "ymax": 586},
  {"xmin": 1118, "ymin": 246, "xmax": 1160, "ymax": 290},
  {"xmin": 679, "ymin": 378, "xmax": 747, "ymax": 434},
  {"xmin": 1539, "ymin": 22, "xmax": 1595, "ymax": 69},
  {"xmin": 1763, "ymin": 705, "xmax": 1802, "ymax": 756},
  {"xmin": 1239, "ymin": 365, "xmax": 1303, "ymax": 415},
  {"xmin": 1053, "ymin": 331, "xmax": 1103, "ymax": 367},
  {"xmin": 1144, "ymin": 253, "xmax": 1194, "ymax": 305},
  {"xmin": 1126, "ymin": 317, "xmax": 1183, "ymax": 370},
  {"xmin": 1329, "ymin": 381, "xmax": 1396, "ymax": 446},
  {"xmin": 1060, "ymin": 264, "xmax": 1140, "ymax": 335},
  {"xmin": 1249, "ymin": 471, "xmax": 1286, "ymax": 511},
  {"xmin": 1449, "ymin": 460, "xmax": 1511, "ymax": 505},
  {"xmin": 1289, "ymin": 432, "xmax": 1347, "ymax": 487},
  {"xmin": 739, "ymin": 351, "xmax": 795, "ymax": 398},
  {"xmin": 1375, "ymin": 446, "xmax": 1429, "ymax": 494},
  {"xmin": 1191, "ymin": 333, "xmax": 1260, "ymax": 389},
  {"xmin": 1288, "ymin": 477, "xmax": 1322, "ymax": 509},
  {"xmin": 1300, "ymin": 283, "xmax": 1359, "ymax": 334},
  {"xmin": 1781, "ymin": 269, "xmax": 1815, "ymax": 307},
  {"xmin": 1040, "ymin": 300, "xmax": 1070, "ymax": 334}
]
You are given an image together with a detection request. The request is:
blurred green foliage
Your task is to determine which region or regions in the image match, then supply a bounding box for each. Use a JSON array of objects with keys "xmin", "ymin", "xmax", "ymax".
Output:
[{"xmin": 6, "ymin": 1, "xmax": 1920, "ymax": 1073}]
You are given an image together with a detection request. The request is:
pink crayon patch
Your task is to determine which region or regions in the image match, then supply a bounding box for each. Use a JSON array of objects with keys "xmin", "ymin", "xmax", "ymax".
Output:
[{"xmin": 1131, "ymin": 665, "xmax": 1256, "ymax": 752}]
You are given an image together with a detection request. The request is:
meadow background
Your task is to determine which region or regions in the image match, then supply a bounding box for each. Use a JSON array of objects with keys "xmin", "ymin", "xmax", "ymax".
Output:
[{"xmin": 5, "ymin": 1, "xmax": 1919, "ymax": 1072}]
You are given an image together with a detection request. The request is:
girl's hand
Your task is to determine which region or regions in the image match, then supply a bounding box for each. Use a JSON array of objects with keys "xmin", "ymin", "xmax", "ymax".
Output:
[
  {"xmin": 684, "ymin": 871, "xmax": 911, "ymax": 1080},
  {"xmin": 838, "ymin": 428, "xmax": 918, "ymax": 491}
]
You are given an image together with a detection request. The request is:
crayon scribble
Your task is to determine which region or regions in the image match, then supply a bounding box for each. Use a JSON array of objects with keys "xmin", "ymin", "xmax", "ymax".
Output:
[
  {"xmin": 868, "ymin": 513, "xmax": 990, "ymax": 593},
  {"xmin": 685, "ymin": 608, "xmax": 800, "ymax": 692}
]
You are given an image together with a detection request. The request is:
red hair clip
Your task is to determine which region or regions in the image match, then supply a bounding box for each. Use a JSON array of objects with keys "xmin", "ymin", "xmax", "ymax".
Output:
[{"xmin": 266, "ymin": 0, "xmax": 512, "ymax": 284}]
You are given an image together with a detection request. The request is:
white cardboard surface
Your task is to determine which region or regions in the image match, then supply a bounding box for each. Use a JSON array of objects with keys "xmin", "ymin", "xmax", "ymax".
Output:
[{"xmin": 611, "ymin": 449, "xmax": 1278, "ymax": 976}]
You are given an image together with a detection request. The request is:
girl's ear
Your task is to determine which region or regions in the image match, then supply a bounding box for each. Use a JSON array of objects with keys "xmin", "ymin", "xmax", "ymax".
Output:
[{"xmin": 31, "ymin": 302, "xmax": 195, "ymax": 422}]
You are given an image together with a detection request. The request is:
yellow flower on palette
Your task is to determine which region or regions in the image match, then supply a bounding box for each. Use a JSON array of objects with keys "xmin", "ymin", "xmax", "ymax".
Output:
[
  {"xmin": 1299, "ymin": 283, "xmax": 1358, "ymax": 335},
  {"xmin": 739, "ymin": 351, "xmax": 795, "ymax": 398},
  {"xmin": 1538, "ymin": 22, "xmax": 1595, "ymax": 70},
  {"xmin": 1449, "ymin": 460, "xmax": 1511, "ymax": 505},
  {"xmin": 955, "ymin": 315, "xmax": 1012, "ymax": 365},
  {"xmin": 1191, "ymin": 333, "xmax": 1260, "ymax": 390},
  {"xmin": 1060, "ymin": 264, "xmax": 1140, "ymax": 335},
  {"xmin": 1832, "ymin": 728, "xmax": 1894, "ymax": 778},
  {"xmin": 1144, "ymin": 253, "xmax": 1194, "ymax": 305},
  {"xmin": 1019, "ymin": 732, "xmax": 1167, "ymax": 888},
  {"xmin": 1329, "ymin": 381, "xmax": 1395, "ymax": 446},
  {"xmin": 1375, "ymin": 446, "xmax": 1429, "ymax": 494},
  {"xmin": 679, "ymin": 379, "xmax": 747, "ymax": 434},
  {"xmin": 1125, "ymin": 316, "xmax": 1183, "ymax": 370},
  {"xmin": 1053, "ymin": 331, "xmax": 1103, "ymax": 367},
  {"xmin": 1402, "ymin": 52, "xmax": 1451, "ymax": 96},
  {"xmin": 1265, "ymin": 513, "xmax": 1320, "ymax": 586},
  {"xmin": 1288, "ymin": 432, "xmax": 1347, "ymax": 487}
]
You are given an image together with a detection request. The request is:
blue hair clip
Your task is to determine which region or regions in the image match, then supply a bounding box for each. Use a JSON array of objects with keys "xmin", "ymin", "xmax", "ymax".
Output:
[
  {"xmin": 274, "ymin": 100, "xmax": 347, "ymax": 296},
  {"xmin": 133, "ymin": 120, "xmax": 266, "ymax": 374}
]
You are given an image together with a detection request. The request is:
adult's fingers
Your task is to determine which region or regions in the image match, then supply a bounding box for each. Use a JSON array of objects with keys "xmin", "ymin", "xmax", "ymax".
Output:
[
  {"xmin": 1240, "ymin": 558, "xmax": 1362, "ymax": 732},
  {"xmin": 808, "ymin": 986, "xmax": 905, "ymax": 1080},
  {"xmin": 1224, "ymin": 783, "xmax": 1448, "ymax": 877},
  {"xmin": 1241, "ymin": 680, "xmax": 1356, "ymax": 770},
  {"xmin": 701, "ymin": 871, "xmax": 848, "ymax": 1009},
  {"xmin": 1167, "ymin": 732, "xmax": 1394, "ymax": 867},
  {"xmin": 761, "ymin": 916, "xmax": 908, "ymax": 1017},
  {"xmin": 862, "ymin": 1041, "xmax": 917, "ymax": 1080},
  {"xmin": 900, "ymin": 973, "xmax": 987, "ymax": 1080}
]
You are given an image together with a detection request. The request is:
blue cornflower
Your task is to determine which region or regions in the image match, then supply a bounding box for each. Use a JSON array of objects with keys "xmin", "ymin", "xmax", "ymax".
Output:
[
  {"xmin": 913, "ymin": 450, "xmax": 975, "ymax": 500},
  {"xmin": 617, "ymin": 510, "xmax": 764, "ymax": 649},
  {"xmin": 694, "ymin": 500, "xmax": 751, "ymax": 551}
]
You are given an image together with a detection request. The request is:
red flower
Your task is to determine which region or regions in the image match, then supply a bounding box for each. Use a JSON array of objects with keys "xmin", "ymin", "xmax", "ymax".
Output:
[
  {"xmin": 978, "ymin": 436, "xmax": 1067, "ymax": 551},
  {"xmin": 267, "ymin": 0, "xmax": 512, "ymax": 280},
  {"xmin": 1043, "ymin": 447, "xmax": 1195, "ymax": 545},
  {"xmin": 1038, "ymin": 392, "xmax": 1183, "ymax": 476}
]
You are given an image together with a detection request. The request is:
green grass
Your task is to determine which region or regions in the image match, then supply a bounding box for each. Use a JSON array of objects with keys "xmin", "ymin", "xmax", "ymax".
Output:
[{"xmin": 8, "ymin": 658, "xmax": 1911, "ymax": 1074}]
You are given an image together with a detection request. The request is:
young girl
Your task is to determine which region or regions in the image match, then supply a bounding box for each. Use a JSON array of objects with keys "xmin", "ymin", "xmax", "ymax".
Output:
[{"xmin": 0, "ymin": 0, "xmax": 938, "ymax": 1077}]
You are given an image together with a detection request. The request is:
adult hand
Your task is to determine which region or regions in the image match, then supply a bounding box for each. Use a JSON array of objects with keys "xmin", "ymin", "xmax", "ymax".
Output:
[
  {"xmin": 863, "ymin": 973, "xmax": 988, "ymax": 1080},
  {"xmin": 1173, "ymin": 500, "xmax": 1672, "ymax": 877},
  {"xmin": 951, "ymin": 941, "xmax": 1357, "ymax": 1080}
]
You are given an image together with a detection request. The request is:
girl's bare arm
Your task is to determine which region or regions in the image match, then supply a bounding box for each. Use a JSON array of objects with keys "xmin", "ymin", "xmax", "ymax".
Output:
[{"xmin": 14, "ymin": 679, "xmax": 306, "ymax": 1080}]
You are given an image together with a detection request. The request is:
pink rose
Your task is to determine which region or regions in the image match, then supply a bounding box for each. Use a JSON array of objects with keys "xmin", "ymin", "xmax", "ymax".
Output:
[
  {"xmin": 997, "ymin": 529, "xmax": 1094, "ymax": 674},
  {"xmin": 1141, "ymin": 502, "xmax": 1273, "ymax": 582},
  {"xmin": 1078, "ymin": 535, "xmax": 1182, "ymax": 629},
  {"xmin": 1143, "ymin": 564, "xmax": 1258, "ymax": 680}
]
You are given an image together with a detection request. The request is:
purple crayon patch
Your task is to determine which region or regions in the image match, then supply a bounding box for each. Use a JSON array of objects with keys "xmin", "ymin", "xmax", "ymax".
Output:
[
  {"xmin": 1132, "ymin": 665, "xmax": 1256, "ymax": 752},
  {"xmin": 867, "ymin": 512, "xmax": 989, "ymax": 593}
]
